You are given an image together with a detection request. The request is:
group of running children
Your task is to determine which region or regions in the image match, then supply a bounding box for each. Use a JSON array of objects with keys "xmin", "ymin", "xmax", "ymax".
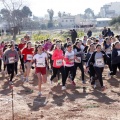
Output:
[{"xmin": 0, "ymin": 34, "xmax": 120, "ymax": 96}]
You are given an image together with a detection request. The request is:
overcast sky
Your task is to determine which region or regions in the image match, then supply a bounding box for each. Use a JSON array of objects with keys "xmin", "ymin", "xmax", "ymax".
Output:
[{"xmin": 28, "ymin": 0, "xmax": 120, "ymax": 17}]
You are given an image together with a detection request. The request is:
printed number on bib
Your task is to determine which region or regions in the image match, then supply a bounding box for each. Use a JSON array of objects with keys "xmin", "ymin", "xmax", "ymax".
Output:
[
  {"xmin": 118, "ymin": 51, "xmax": 120, "ymax": 56},
  {"xmin": 36, "ymin": 62, "xmax": 45, "ymax": 67},
  {"xmin": 56, "ymin": 59, "xmax": 62, "ymax": 66},
  {"xmin": 75, "ymin": 57, "xmax": 81, "ymax": 63},
  {"xmin": 96, "ymin": 58, "xmax": 104, "ymax": 66},
  {"xmin": 27, "ymin": 54, "xmax": 32, "ymax": 60},
  {"xmin": 9, "ymin": 57, "xmax": 14, "ymax": 63}
]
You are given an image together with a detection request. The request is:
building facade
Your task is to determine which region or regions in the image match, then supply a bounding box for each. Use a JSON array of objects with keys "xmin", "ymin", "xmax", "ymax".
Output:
[{"xmin": 100, "ymin": 2, "xmax": 120, "ymax": 18}]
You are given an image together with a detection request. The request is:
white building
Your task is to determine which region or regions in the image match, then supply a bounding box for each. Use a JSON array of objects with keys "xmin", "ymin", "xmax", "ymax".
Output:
[
  {"xmin": 59, "ymin": 16, "xmax": 75, "ymax": 28},
  {"xmin": 100, "ymin": 2, "xmax": 120, "ymax": 18},
  {"xmin": 96, "ymin": 18, "xmax": 112, "ymax": 27}
]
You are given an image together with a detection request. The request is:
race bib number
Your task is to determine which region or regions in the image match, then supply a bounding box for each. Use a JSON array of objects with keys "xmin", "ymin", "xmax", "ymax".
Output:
[
  {"xmin": 75, "ymin": 57, "xmax": 81, "ymax": 63},
  {"xmin": 106, "ymin": 51, "xmax": 111, "ymax": 54},
  {"xmin": 9, "ymin": 57, "xmax": 14, "ymax": 63},
  {"xmin": 27, "ymin": 54, "xmax": 32, "ymax": 60},
  {"xmin": 118, "ymin": 51, "xmax": 120, "ymax": 56},
  {"xmin": 36, "ymin": 62, "xmax": 45, "ymax": 67},
  {"xmin": 96, "ymin": 58, "xmax": 104, "ymax": 66},
  {"xmin": 56, "ymin": 59, "xmax": 62, "ymax": 66}
]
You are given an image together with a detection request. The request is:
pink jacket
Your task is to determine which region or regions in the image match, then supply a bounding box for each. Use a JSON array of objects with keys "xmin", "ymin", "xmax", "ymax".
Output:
[
  {"xmin": 44, "ymin": 42, "xmax": 52, "ymax": 51},
  {"xmin": 52, "ymin": 49, "xmax": 64, "ymax": 68}
]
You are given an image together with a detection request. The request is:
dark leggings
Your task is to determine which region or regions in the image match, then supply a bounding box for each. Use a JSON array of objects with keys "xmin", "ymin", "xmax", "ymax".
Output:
[
  {"xmin": 110, "ymin": 63, "xmax": 120, "ymax": 75},
  {"xmin": 106, "ymin": 54, "xmax": 112, "ymax": 72},
  {"xmin": 14, "ymin": 62, "xmax": 18, "ymax": 74},
  {"xmin": 0, "ymin": 59, "xmax": 2, "ymax": 71},
  {"xmin": 50, "ymin": 66, "xmax": 66, "ymax": 86},
  {"xmin": 50, "ymin": 59, "xmax": 60, "ymax": 80},
  {"xmin": 20, "ymin": 55, "xmax": 25, "ymax": 72},
  {"xmin": 65, "ymin": 66, "xmax": 75, "ymax": 81},
  {"xmin": 74, "ymin": 63, "xmax": 84, "ymax": 80},
  {"xmin": 7, "ymin": 63, "xmax": 15, "ymax": 81},
  {"xmin": 94, "ymin": 67, "xmax": 104, "ymax": 87}
]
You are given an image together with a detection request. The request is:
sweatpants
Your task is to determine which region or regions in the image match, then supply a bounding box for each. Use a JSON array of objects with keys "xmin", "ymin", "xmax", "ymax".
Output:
[
  {"xmin": 65, "ymin": 66, "xmax": 75, "ymax": 81},
  {"xmin": 74, "ymin": 63, "xmax": 84, "ymax": 80},
  {"xmin": 7, "ymin": 63, "xmax": 15, "ymax": 81},
  {"xmin": 110, "ymin": 63, "xmax": 120, "ymax": 75},
  {"xmin": 93, "ymin": 67, "xmax": 104, "ymax": 87},
  {"xmin": 50, "ymin": 66, "xmax": 66, "ymax": 86}
]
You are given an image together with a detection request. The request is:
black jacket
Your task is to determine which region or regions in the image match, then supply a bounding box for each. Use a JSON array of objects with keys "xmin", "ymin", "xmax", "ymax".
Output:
[
  {"xmin": 88, "ymin": 51, "xmax": 108, "ymax": 67},
  {"xmin": 111, "ymin": 48, "xmax": 120, "ymax": 64}
]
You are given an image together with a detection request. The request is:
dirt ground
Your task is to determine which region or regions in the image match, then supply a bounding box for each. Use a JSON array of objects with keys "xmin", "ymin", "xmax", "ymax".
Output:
[{"xmin": 0, "ymin": 67, "xmax": 120, "ymax": 120}]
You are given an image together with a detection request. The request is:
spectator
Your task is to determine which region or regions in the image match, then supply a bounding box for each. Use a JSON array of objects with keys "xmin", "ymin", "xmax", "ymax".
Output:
[
  {"xmin": 71, "ymin": 29, "xmax": 77, "ymax": 44},
  {"xmin": 82, "ymin": 36, "xmax": 88, "ymax": 46},
  {"xmin": 87, "ymin": 30, "xmax": 92, "ymax": 38},
  {"xmin": 107, "ymin": 28, "xmax": 114, "ymax": 37},
  {"xmin": 102, "ymin": 27, "xmax": 107, "ymax": 38}
]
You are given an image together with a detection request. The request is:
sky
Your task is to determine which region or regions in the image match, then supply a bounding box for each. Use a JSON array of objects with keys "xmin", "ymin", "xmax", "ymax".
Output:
[{"xmin": 28, "ymin": 0, "xmax": 120, "ymax": 17}]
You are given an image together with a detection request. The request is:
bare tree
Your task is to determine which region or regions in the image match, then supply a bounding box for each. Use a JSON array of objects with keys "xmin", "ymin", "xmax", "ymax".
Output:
[{"xmin": 0, "ymin": 0, "xmax": 24, "ymax": 40}]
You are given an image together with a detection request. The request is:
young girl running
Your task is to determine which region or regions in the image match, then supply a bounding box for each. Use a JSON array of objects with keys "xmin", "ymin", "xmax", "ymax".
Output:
[
  {"xmin": 85, "ymin": 43, "xmax": 96, "ymax": 87},
  {"xmin": 3, "ymin": 44, "xmax": 19, "ymax": 85},
  {"xmin": 50, "ymin": 43, "xmax": 66, "ymax": 90},
  {"xmin": 31, "ymin": 45, "xmax": 48, "ymax": 96},
  {"xmin": 64, "ymin": 44, "xmax": 76, "ymax": 86},
  {"xmin": 73, "ymin": 41, "xmax": 85, "ymax": 84},
  {"xmin": 22, "ymin": 42, "xmax": 34, "ymax": 82},
  {"xmin": 88, "ymin": 44, "xmax": 108, "ymax": 91},
  {"xmin": 110, "ymin": 42, "xmax": 120, "ymax": 76}
]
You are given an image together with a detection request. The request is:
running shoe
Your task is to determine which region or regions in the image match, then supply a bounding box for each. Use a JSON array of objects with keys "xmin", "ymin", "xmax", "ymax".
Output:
[
  {"xmin": 38, "ymin": 91, "xmax": 42, "ymax": 96},
  {"xmin": 25, "ymin": 77, "xmax": 29, "ymax": 82},
  {"xmin": 82, "ymin": 80, "xmax": 86, "ymax": 84},
  {"xmin": 101, "ymin": 86, "xmax": 106, "ymax": 91},
  {"xmin": 58, "ymin": 80, "xmax": 61, "ymax": 84},
  {"xmin": 9, "ymin": 81, "xmax": 13, "ymax": 85},
  {"xmin": 62, "ymin": 86, "xmax": 66, "ymax": 90}
]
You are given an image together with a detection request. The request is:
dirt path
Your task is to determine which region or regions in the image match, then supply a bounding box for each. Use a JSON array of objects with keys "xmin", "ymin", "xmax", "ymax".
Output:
[{"xmin": 0, "ymin": 68, "xmax": 120, "ymax": 120}]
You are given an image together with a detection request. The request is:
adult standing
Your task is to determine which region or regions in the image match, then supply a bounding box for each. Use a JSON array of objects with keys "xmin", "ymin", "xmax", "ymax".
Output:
[{"xmin": 71, "ymin": 29, "xmax": 77, "ymax": 44}]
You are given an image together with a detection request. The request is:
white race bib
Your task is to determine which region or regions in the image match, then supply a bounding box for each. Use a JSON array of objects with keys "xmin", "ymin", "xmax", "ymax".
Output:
[
  {"xmin": 9, "ymin": 57, "xmax": 14, "ymax": 63},
  {"xmin": 118, "ymin": 51, "xmax": 120, "ymax": 56},
  {"xmin": 96, "ymin": 58, "xmax": 104, "ymax": 66},
  {"xmin": 36, "ymin": 62, "xmax": 45, "ymax": 67},
  {"xmin": 56, "ymin": 59, "xmax": 62, "ymax": 66},
  {"xmin": 75, "ymin": 57, "xmax": 81, "ymax": 63},
  {"xmin": 106, "ymin": 51, "xmax": 111, "ymax": 54},
  {"xmin": 27, "ymin": 54, "xmax": 32, "ymax": 60}
]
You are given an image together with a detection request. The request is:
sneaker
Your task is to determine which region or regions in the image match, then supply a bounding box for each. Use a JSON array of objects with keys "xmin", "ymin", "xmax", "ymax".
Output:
[
  {"xmin": 16, "ymin": 74, "xmax": 19, "ymax": 77},
  {"xmin": 49, "ymin": 79, "xmax": 52, "ymax": 85},
  {"xmin": 25, "ymin": 77, "xmax": 29, "ymax": 82},
  {"xmin": 92, "ymin": 84, "xmax": 96, "ymax": 89},
  {"xmin": 62, "ymin": 86, "xmax": 66, "ymax": 90},
  {"xmin": 101, "ymin": 86, "xmax": 106, "ymax": 91},
  {"xmin": 38, "ymin": 91, "xmax": 42, "ymax": 96},
  {"xmin": 82, "ymin": 80, "xmax": 86, "ymax": 84},
  {"xmin": 72, "ymin": 81, "xmax": 76, "ymax": 86},
  {"xmin": 58, "ymin": 80, "xmax": 61, "ymax": 84},
  {"xmin": 9, "ymin": 81, "xmax": 13, "ymax": 85},
  {"xmin": 108, "ymin": 72, "xmax": 111, "ymax": 78}
]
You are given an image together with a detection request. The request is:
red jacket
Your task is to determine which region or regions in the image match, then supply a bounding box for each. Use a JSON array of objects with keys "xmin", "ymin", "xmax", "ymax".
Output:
[
  {"xmin": 52, "ymin": 49, "xmax": 64, "ymax": 68},
  {"xmin": 22, "ymin": 47, "xmax": 34, "ymax": 62}
]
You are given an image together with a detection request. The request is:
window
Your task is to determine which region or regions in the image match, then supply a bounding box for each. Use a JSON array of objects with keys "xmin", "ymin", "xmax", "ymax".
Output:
[{"xmin": 66, "ymin": 20, "xmax": 68, "ymax": 22}]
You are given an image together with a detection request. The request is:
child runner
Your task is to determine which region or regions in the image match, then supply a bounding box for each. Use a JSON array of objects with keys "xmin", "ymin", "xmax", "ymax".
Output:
[
  {"xmin": 31, "ymin": 45, "xmax": 48, "ymax": 96},
  {"xmin": 3, "ymin": 44, "xmax": 19, "ymax": 85}
]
